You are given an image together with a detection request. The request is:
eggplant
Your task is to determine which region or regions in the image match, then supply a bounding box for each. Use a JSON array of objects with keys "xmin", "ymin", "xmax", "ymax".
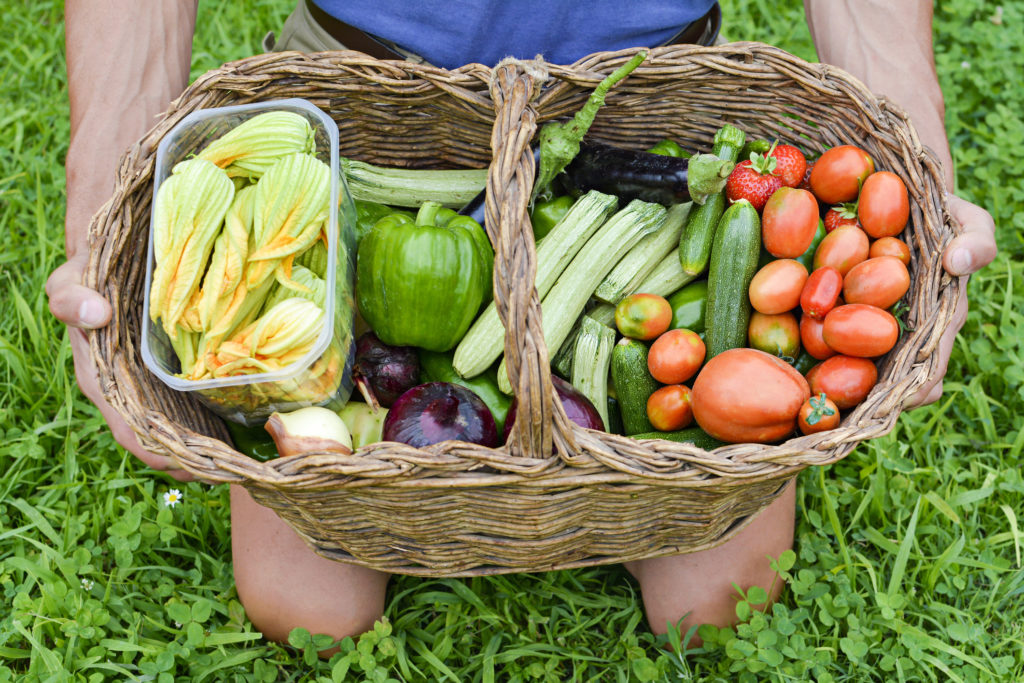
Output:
[{"xmin": 562, "ymin": 141, "xmax": 734, "ymax": 205}]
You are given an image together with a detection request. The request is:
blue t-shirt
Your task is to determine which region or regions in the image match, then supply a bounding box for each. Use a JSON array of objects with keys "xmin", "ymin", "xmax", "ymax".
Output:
[{"xmin": 312, "ymin": 0, "xmax": 716, "ymax": 69}]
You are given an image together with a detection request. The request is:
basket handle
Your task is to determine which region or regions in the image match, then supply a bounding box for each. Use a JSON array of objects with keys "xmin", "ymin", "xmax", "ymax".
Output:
[{"xmin": 487, "ymin": 63, "xmax": 581, "ymax": 460}]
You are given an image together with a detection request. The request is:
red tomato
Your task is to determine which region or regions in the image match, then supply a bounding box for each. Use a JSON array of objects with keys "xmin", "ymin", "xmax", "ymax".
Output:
[
  {"xmin": 843, "ymin": 256, "xmax": 910, "ymax": 309},
  {"xmin": 869, "ymin": 236, "xmax": 911, "ymax": 265},
  {"xmin": 813, "ymin": 225, "xmax": 870, "ymax": 276},
  {"xmin": 800, "ymin": 266, "xmax": 843, "ymax": 320},
  {"xmin": 762, "ymin": 187, "xmax": 820, "ymax": 258},
  {"xmin": 799, "ymin": 314, "xmax": 836, "ymax": 360},
  {"xmin": 822, "ymin": 304, "xmax": 899, "ymax": 357},
  {"xmin": 691, "ymin": 348, "xmax": 810, "ymax": 443},
  {"xmin": 798, "ymin": 392, "xmax": 841, "ymax": 434},
  {"xmin": 748, "ymin": 311, "xmax": 801, "ymax": 360},
  {"xmin": 748, "ymin": 259, "xmax": 808, "ymax": 315},
  {"xmin": 647, "ymin": 384, "xmax": 694, "ymax": 431},
  {"xmin": 809, "ymin": 145, "xmax": 875, "ymax": 204},
  {"xmin": 648, "ymin": 328, "xmax": 706, "ymax": 384},
  {"xmin": 807, "ymin": 355, "xmax": 877, "ymax": 409},
  {"xmin": 858, "ymin": 171, "xmax": 910, "ymax": 238},
  {"xmin": 615, "ymin": 293, "xmax": 672, "ymax": 340}
]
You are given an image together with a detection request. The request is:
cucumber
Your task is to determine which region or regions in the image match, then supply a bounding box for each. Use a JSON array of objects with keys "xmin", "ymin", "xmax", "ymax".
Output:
[
  {"xmin": 611, "ymin": 338, "xmax": 659, "ymax": 435},
  {"xmin": 678, "ymin": 124, "xmax": 746, "ymax": 276},
  {"xmin": 629, "ymin": 427, "xmax": 724, "ymax": 450},
  {"xmin": 704, "ymin": 199, "xmax": 762, "ymax": 359}
]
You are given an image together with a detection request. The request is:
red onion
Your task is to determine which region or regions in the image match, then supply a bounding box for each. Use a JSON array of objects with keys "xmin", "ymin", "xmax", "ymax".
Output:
[
  {"xmin": 383, "ymin": 382, "xmax": 498, "ymax": 448},
  {"xmin": 502, "ymin": 375, "xmax": 604, "ymax": 442},
  {"xmin": 353, "ymin": 331, "xmax": 420, "ymax": 408}
]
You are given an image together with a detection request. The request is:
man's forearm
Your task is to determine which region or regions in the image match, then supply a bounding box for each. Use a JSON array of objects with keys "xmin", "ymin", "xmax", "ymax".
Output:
[
  {"xmin": 804, "ymin": 0, "xmax": 954, "ymax": 189},
  {"xmin": 64, "ymin": 0, "xmax": 198, "ymax": 257}
]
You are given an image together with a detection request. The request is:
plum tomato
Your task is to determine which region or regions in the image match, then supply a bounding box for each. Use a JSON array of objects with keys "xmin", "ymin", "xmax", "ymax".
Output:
[
  {"xmin": 648, "ymin": 328, "xmax": 706, "ymax": 384},
  {"xmin": 800, "ymin": 265, "xmax": 843, "ymax": 320},
  {"xmin": 807, "ymin": 354, "xmax": 877, "ymax": 409},
  {"xmin": 748, "ymin": 259, "xmax": 808, "ymax": 315},
  {"xmin": 869, "ymin": 236, "xmax": 911, "ymax": 265},
  {"xmin": 615, "ymin": 293, "xmax": 672, "ymax": 340},
  {"xmin": 813, "ymin": 225, "xmax": 870, "ymax": 276},
  {"xmin": 809, "ymin": 145, "xmax": 875, "ymax": 204},
  {"xmin": 822, "ymin": 304, "xmax": 899, "ymax": 358},
  {"xmin": 798, "ymin": 392, "xmax": 841, "ymax": 435},
  {"xmin": 646, "ymin": 384, "xmax": 694, "ymax": 431},
  {"xmin": 748, "ymin": 311, "xmax": 801, "ymax": 360},
  {"xmin": 799, "ymin": 314, "xmax": 836, "ymax": 361},
  {"xmin": 691, "ymin": 348, "xmax": 810, "ymax": 443},
  {"xmin": 762, "ymin": 187, "xmax": 820, "ymax": 258},
  {"xmin": 858, "ymin": 171, "xmax": 910, "ymax": 238},
  {"xmin": 842, "ymin": 256, "xmax": 910, "ymax": 309}
]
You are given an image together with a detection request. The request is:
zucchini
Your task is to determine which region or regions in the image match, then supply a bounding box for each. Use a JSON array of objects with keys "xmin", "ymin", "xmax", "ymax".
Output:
[
  {"xmin": 611, "ymin": 338, "xmax": 659, "ymax": 435},
  {"xmin": 594, "ymin": 202, "xmax": 692, "ymax": 304},
  {"xmin": 570, "ymin": 315, "xmax": 616, "ymax": 429},
  {"xmin": 340, "ymin": 157, "xmax": 487, "ymax": 208},
  {"xmin": 678, "ymin": 124, "xmax": 746, "ymax": 276},
  {"xmin": 453, "ymin": 191, "xmax": 618, "ymax": 378},
  {"xmin": 704, "ymin": 199, "xmax": 762, "ymax": 359},
  {"xmin": 497, "ymin": 199, "xmax": 667, "ymax": 394},
  {"xmin": 629, "ymin": 427, "xmax": 724, "ymax": 450}
]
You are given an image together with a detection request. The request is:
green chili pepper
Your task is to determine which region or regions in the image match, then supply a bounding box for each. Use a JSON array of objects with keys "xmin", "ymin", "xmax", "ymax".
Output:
[
  {"xmin": 529, "ymin": 195, "xmax": 574, "ymax": 240},
  {"xmin": 791, "ymin": 350, "xmax": 819, "ymax": 376},
  {"xmin": 740, "ymin": 138, "xmax": 772, "ymax": 161},
  {"xmin": 647, "ymin": 139, "xmax": 689, "ymax": 158},
  {"xmin": 667, "ymin": 279, "xmax": 709, "ymax": 333},
  {"xmin": 795, "ymin": 218, "xmax": 827, "ymax": 272}
]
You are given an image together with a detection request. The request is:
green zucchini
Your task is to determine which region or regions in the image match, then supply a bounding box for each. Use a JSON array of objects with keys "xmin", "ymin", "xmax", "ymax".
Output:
[
  {"xmin": 611, "ymin": 338, "xmax": 659, "ymax": 435},
  {"xmin": 704, "ymin": 199, "xmax": 762, "ymax": 359},
  {"xmin": 570, "ymin": 315, "xmax": 616, "ymax": 429},
  {"xmin": 678, "ymin": 124, "xmax": 746, "ymax": 276},
  {"xmin": 341, "ymin": 157, "xmax": 487, "ymax": 208},
  {"xmin": 629, "ymin": 427, "xmax": 724, "ymax": 449}
]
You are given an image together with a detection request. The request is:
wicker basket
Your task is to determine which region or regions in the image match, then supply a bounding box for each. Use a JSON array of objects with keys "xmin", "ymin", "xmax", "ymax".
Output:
[{"xmin": 87, "ymin": 44, "xmax": 959, "ymax": 576}]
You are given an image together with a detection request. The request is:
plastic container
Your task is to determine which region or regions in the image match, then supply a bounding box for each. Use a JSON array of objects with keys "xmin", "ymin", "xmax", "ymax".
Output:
[{"xmin": 141, "ymin": 98, "xmax": 357, "ymax": 426}]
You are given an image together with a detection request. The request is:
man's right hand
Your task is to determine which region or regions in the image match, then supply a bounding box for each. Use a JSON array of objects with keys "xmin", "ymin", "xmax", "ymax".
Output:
[{"xmin": 47, "ymin": 252, "xmax": 195, "ymax": 482}]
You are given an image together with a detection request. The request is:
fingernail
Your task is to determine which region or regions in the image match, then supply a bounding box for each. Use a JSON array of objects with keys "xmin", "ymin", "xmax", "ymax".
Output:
[
  {"xmin": 950, "ymin": 248, "xmax": 972, "ymax": 275},
  {"xmin": 78, "ymin": 300, "xmax": 106, "ymax": 328}
]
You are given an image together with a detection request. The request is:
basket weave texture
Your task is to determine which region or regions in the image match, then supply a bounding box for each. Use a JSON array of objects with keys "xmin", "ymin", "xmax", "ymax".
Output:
[{"xmin": 87, "ymin": 44, "xmax": 960, "ymax": 576}]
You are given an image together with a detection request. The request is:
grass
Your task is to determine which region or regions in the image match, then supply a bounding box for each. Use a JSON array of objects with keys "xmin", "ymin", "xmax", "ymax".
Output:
[{"xmin": 1, "ymin": 0, "xmax": 1022, "ymax": 680}]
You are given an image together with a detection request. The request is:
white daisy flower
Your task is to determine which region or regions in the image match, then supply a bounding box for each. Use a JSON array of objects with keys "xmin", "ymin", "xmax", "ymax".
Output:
[
  {"xmin": 163, "ymin": 489, "xmax": 183, "ymax": 507},
  {"xmin": 81, "ymin": 578, "xmax": 94, "ymax": 591}
]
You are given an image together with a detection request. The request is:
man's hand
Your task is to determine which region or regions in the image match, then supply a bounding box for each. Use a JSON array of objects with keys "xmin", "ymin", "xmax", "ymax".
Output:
[{"xmin": 906, "ymin": 195, "xmax": 998, "ymax": 407}]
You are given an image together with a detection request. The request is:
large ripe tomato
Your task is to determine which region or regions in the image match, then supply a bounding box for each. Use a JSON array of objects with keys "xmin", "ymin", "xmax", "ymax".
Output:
[
  {"xmin": 800, "ymin": 265, "xmax": 843, "ymax": 320},
  {"xmin": 858, "ymin": 171, "xmax": 910, "ymax": 238},
  {"xmin": 842, "ymin": 256, "xmax": 910, "ymax": 309},
  {"xmin": 822, "ymin": 304, "xmax": 899, "ymax": 357},
  {"xmin": 648, "ymin": 328, "xmax": 705, "ymax": 384},
  {"xmin": 748, "ymin": 259, "xmax": 808, "ymax": 315},
  {"xmin": 691, "ymin": 348, "xmax": 810, "ymax": 443},
  {"xmin": 748, "ymin": 311, "xmax": 801, "ymax": 360},
  {"xmin": 798, "ymin": 392, "xmax": 841, "ymax": 434},
  {"xmin": 809, "ymin": 145, "xmax": 875, "ymax": 204},
  {"xmin": 799, "ymin": 314, "xmax": 836, "ymax": 360},
  {"xmin": 807, "ymin": 355, "xmax": 877, "ymax": 409},
  {"xmin": 869, "ymin": 236, "xmax": 911, "ymax": 265},
  {"xmin": 813, "ymin": 225, "xmax": 870, "ymax": 276},
  {"xmin": 762, "ymin": 187, "xmax": 820, "ymax": 258},
  {"xmin": 646, "ymin": 384, "xmax": 694, "ymax": 431},
  {"xmin": 616, "ymin": 293, "xmax": 672, "ymax": 340}
]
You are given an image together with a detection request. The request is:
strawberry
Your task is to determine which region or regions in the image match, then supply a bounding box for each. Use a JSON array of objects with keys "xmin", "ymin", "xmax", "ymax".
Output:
[
  {"xmin": 824, "ymin": 202, "xmax": 859, "ymax": 232},
  {"xmin": 725, "ymin": 154, "xmax": 783, "ymax": 211},
  {"xmin": 769, "ymin": 143, "xmax": 808, "ymax": 188}
]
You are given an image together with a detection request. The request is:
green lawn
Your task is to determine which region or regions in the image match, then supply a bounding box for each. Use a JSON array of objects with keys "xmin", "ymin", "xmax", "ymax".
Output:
[{"xmin": 2, "ymin": 1, "xmax": 1022, "ymax": 681}]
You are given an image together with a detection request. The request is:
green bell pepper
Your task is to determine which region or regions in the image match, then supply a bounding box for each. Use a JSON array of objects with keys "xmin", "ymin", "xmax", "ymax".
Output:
[
  {"xmin": 226, "ymin": 421, "xmax": 279, "ymax": 461},
  {"xmin": 418, "ymin": 349, "xmax": 511, "ymax": 433},
  {"xmin": 667, "ymin": 279, "xmax": 709, "ymax": 333},
  {"xmin": 354, "ymin": 199, "xmax": 405, "ymax": 244},
  {"xmin": 529, "ymin": 195, "xmax": 574, "ymax": 241},
  {"xmin": 357, "ymin": 200, "xmax": 493, "ymax": 352}
]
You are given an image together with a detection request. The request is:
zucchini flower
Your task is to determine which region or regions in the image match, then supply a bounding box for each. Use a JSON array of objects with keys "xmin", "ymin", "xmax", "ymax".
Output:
[
  {"xmin": 209, "ymin": 298, "xmax": 324, "ymax": 378},
  {"xmin": 197, "ymin": 184, "xmax": 256, "ymax": 332},
  {"xmin": 195, "ymin": 111, "xmax": 315, "ymax": 179},
  {"xmin": 245, "ymin": 152, "xmax": 330, "ymax": 291},
  {"xmin": 263, "ymin": 264, "xmax": 327, "ymax": 310},
  {"xmin": 148, "ymin": 158, "xmax": 234, "ymax": 338}
]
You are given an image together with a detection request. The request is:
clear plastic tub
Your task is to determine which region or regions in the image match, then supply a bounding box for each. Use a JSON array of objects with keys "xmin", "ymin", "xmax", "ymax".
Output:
[{"xmin": 141, "ymin": 99, "xmax": 356, "ymax": 426}]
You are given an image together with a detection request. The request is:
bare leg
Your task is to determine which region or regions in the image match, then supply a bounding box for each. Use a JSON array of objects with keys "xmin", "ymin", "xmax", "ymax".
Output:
[
  {"xmin": 230, "ymin": 485, "xmax": 390, "ymax": 644},
  {"xmin": 625, "ymin": 482, "xmax": 796, "ymax": 645}
]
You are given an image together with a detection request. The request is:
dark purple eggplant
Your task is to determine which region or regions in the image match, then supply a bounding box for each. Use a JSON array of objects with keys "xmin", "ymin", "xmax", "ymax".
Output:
[
  {"xmin": 383, "ymin": 382, "xmax": 498, "ymax": 448},
  {"xmin": 458, "ymin": 146, "xmax": 542, "ymax": 228},
  {"xmin": 562, "ymin": 141, "xmax": 734, "ymax": 205},
  {"xmin": 353, "ymin": 332, "xmax": 420, "ymax": 408}
]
